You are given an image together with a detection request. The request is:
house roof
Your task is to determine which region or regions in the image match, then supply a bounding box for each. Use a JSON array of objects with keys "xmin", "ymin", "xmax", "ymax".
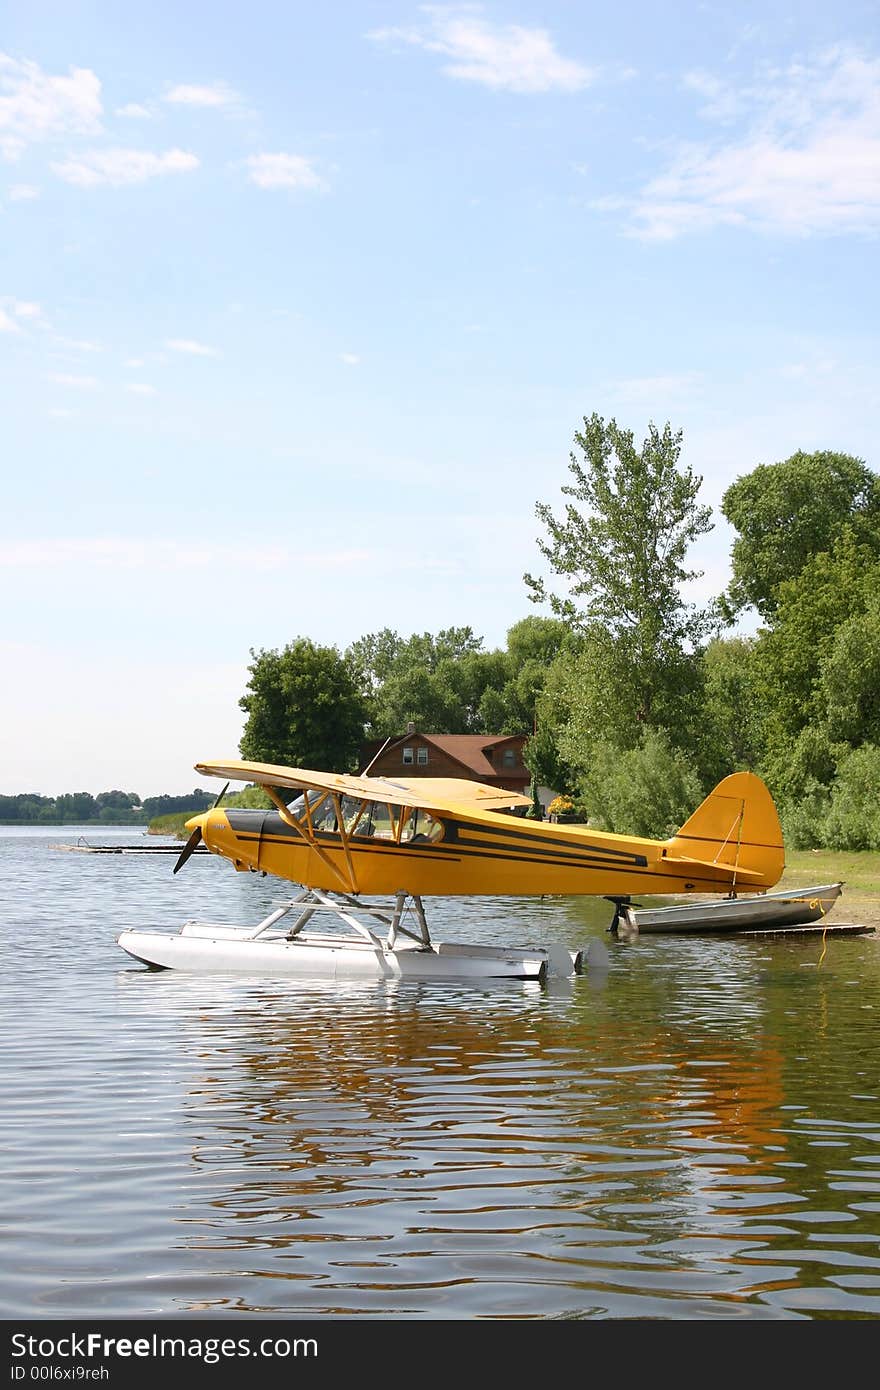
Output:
[
  {"xmin": 425, "ymin": 734, "xmax": 522, "ymax": 779},
  {"xmin": 361, "ymin": 731, "xmax": 526, "ymax": 780}
]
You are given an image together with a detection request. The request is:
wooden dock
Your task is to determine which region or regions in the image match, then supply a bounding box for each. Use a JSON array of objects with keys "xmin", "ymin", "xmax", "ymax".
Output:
[
  {"xmin": 56, "ymin": 841, "xmax": 208, "ymax": 855},
  {"xmin": 738, "ymin": 921, "xmax": 874, "ymax": 937}
]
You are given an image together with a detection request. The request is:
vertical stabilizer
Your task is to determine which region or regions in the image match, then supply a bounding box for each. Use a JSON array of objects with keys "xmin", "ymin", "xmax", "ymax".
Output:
[{"xmin": 666, "ymin": 771, "xmax": 785, "ymax": 889}]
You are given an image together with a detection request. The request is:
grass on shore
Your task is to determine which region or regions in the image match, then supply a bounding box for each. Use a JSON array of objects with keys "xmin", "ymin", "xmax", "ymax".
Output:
[
  {"xmin": 148, "ymin": 786, "xmax": 273, "ymax": 838},
  {"xmin": 780, "ymin": 850, "xmax": 880, "ymax": 896}
]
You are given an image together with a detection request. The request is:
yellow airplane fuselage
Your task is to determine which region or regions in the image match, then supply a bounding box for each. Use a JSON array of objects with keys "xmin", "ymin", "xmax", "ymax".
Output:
[{"xmin": 190, "ymin": 776, "xmax": 784, "ymax": 899}]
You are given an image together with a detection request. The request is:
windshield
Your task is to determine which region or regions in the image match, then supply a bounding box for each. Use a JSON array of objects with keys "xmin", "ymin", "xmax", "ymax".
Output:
[{"xmin": 284, "ymin": 793, "xmax": 443, "ymax": 843}]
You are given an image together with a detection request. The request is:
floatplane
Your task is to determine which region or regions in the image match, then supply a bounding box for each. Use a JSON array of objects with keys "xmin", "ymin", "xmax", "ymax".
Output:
[{"xmin": 117, "ymin": 760, "xmax": 785, "ymax": 983}]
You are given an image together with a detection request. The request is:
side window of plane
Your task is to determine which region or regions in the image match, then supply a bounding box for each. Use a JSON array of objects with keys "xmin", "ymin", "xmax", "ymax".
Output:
[
  {"xmin": 309, "ymin": 796, "xmax": 339, "ymax": 833},
  {"xmin": 368, "ymin": 802, "xmax": 395, "ymax": 839},
  {"xmin": 400, "ymin": 809, "xmax": 444, "ymax": 844},
  {"xmin": 340, "ymin": 795, "xmax": 366, "ymax": 833}
]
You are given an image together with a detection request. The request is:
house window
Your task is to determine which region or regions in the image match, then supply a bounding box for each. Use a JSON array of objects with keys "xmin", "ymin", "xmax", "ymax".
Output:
[
  {"xmin": 417, "ymin": 747, "xmax": 428, "ymax": 765},
  {"xmin": 402, "ymin": 746, "xmax": 414, "ymax": 765},
  {"xmin": 502, "ymin": 748, "xmax": 517, "ymax": 768}
]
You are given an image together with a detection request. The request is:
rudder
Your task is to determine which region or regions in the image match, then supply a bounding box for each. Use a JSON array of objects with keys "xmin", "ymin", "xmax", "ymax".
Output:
[{"xmin": 666, "ymin": 771, "xmax": 784, "ymax": 889}]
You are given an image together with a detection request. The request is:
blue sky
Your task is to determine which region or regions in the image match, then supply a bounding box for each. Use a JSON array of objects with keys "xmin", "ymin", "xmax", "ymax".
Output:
[{"xmin": 2, "ymin": 1, "xmax": 878, "ymax": 795}]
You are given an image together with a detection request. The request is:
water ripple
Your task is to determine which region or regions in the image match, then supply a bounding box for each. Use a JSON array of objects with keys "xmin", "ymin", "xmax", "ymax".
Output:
[{"xmin": 2, "ymin": 828, "xmax": 880, "ymax": 1318}]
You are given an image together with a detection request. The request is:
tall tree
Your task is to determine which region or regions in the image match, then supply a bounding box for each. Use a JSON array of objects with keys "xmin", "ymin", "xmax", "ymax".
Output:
[
  {"xmin": 721, "ymin": 450, "xmax": 880, "ymax": 620},
  {"xmin": 697, "ymin": 636, "xmax": 767, "ymax": 786},
  {"xmin": 348, "ymin": 626, "xmax": 507, "ymax": 736},
  {"xmin": 818, "ymin": 592, "xmax": 880, "ymax": 747},
  {"xmin": 478, "ymin": 616, "xmax": 571, "ymax": 736},
  {"xmin": 524, "ymin": 413, "xmax": 714, "ymax": 731},
  {"xmin": 239, "ymin": 638, "xmax": 368, "ymax": 771},
  {"xmin": 752, "ymin": 532, "xmax": 880, "ymax": 751}
]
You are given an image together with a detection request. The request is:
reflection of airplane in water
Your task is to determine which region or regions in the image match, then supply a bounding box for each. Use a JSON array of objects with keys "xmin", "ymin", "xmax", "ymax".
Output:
[
  {"xmin": 118, "ymin": 760, "xmax": 784, "ymax": 983},
  {"xmin": 131, "ymin": 980, "xmax": 793, "ymax": 1308}
]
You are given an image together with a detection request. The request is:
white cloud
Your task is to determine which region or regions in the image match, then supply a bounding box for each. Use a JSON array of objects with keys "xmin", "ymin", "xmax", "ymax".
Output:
[
  {"xmin": 621, "ymin": 46, "xmax": 880, "ymax": 239},
  {"xmin": 681, "ymin": 70, "xmax": 747, "ymax": 124},
  {"xmin": 0, "ymin": 537, "xmax": 370, "ymax": 571},
  {"xmin": 779, "ymin": 358, "xmax": 835, "ymax": 380},
  {"xmin": 48, "ymin": 372, "xmax": 99, "ymax": 389},
  {"xmin": 126, "ymin": 382, "xmax": 157, "ymax": 395},
  {"xmin": 53, "ymin": 335, "xmax": 102, "ymax": 352},
  {"xmin": 0, "ymin": 53, "xmax": 102, "ymax": 158},
  {"xmin": 51, "ymin": 147, "xmax": 199, "ymax": 187},
  {"xmin": 244, "ymin": 152, "xmax": 326, "ymax": 190},
  {"xmin": 164, "ymin": 81, "xmax": 240, "ymax": 108},
  {"xmin": 605, "ymin": 372, "xmax": 704, "ymax": 405},
  {"xmin": 340, "ymin": 352, "xmax": 360, "ymax": 366},
  {"xmin": 116, "ymin": 102, "xmax": 152, "ymax": 119},
  {"xmin": 368, "ymin": 5, "xmax": 593, "ymax": 93},
  {"xmin": 8, "ymin": 182, "xmax": 39, "ymax": 200},
  {"xmin": 1, "ymin": 297, "xmax": 43, "ymax": 330},
  {"xmin": 165, "ymin": 338, "xmax": 220, "ymax": 357}
]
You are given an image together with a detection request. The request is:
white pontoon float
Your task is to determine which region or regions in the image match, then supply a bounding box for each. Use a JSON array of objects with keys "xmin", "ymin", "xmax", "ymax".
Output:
[{"xmin": 117, "ymin": 888, "xmax": 584, "ymax": 983}]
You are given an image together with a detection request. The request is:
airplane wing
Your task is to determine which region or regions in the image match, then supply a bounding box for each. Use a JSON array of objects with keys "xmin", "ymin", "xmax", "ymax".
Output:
[{"xmin": 194, "ymin": 759, "xmax": 532, "ymax": 812}]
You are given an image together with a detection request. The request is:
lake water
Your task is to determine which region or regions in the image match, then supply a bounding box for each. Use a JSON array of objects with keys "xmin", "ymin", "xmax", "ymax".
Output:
[{"xmin": 2, "ymin": 825, "xmax": 879, "ymax": 1321}]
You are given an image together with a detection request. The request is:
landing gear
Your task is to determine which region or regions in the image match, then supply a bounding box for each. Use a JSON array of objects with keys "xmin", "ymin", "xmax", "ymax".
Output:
[
  {"xmin": 604, "ymin": 896, "xmax": 641, "ymax": 934},
  {"xmin": 279, "ymin": 887, "xmax": 432, "ymax": 951}
]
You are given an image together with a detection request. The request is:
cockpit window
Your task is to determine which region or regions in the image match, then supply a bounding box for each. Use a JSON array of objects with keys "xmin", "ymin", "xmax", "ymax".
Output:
[
  {"xmin": 399, "ymin": 808, "xmax": 444, "ymax": 844},
  {"xmin": 350, "ymin": 800, "xmax": 396, "ymax": 839},
  {"xmin": 308, "ymin": 794, "xmax": 339, "ymax": 833},
  {"xmin": 283, "ymin": 792, "xmax": 443, "ymax": 844},
  {"xmin": 340, "ymin": 795, "xmax": 368, "ymax": 833}
]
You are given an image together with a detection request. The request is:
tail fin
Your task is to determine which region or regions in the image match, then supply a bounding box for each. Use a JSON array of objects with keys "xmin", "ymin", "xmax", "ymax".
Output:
[{"xmin": 666, "ymin": 771, "xmax": 784, "ymax": 889}]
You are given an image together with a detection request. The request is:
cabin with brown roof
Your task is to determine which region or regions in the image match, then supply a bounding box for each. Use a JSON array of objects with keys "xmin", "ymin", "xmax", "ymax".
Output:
[{"xmin": 360, "ymin": 726, "xmax": 531, "ymax": 797}]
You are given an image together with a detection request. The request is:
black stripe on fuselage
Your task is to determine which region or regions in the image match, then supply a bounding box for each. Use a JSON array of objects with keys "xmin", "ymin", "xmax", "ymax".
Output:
[
  {"xmin": 454, "ymin": 828, "xmax": 646, "ymax": 866},
  {"xmin": 224, "ymin": 808, "xmax": 648, "ymax": 873}
]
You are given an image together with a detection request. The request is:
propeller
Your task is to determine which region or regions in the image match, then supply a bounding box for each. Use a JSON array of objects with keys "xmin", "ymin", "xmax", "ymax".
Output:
[
  {"xmin": 172, "ymin": 782, "xmax": 229, "ymax": 875},
  {"xmin": 172, "ymin": 824, "xmax": 203, "ymax": 875}
]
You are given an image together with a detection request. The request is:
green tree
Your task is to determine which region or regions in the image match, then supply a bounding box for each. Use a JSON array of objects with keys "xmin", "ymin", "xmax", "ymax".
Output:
[
  {"xmin": 239, "ymin": 638, "xmax": 368, "ymax": 771},
  {"xmin": 54, "ymin": 792, "xmax": 97, "ymax": 822},
  {"xmin": 96, "ymin": 790, "xmax": 141, "ymax": 811},
  {"xmin": 753, "ymin": 534, "xmax": 880, "ymax": 763},
  {"xmin": 818, "ymin": 592, "xmax": 880, "ymax": 747},
  {"xmin": 348, "ymin": 626, "xmax": 484, "ymax": 693},
  {"xmin": 141, "ymin": 790, "xmax": 213, "ymax": 819},
  {"xmin": 524, "ymin": 413, "xmax": 714, "ymax": 730},
  {"xmin": 96, "ymin": 790, "xmax": 142, "ymax": 822},
  {"xmin": 721, "ymin": 450, "xmax": 880, "ymax": 620},
  {"xmin": 822, "ymin": 745, "xmax": 880, "ymax": 850},
  {"xmin": 349, "ymin": 626, "xmax": 509, "ymax": 736},
  {"xmin": 578, "ymin": 729, "xmax": 704, "ymax": 839},
  {"xmin": 528, "ymin": 651, "xmax": 580, "ymax": 794},
  {"xmin": 697, "ymin": 637, "xmax": 766, "ymax": 785},
  {"xmin": 478, "ymin": 616, "xmax": 571, "ymax": 735}
]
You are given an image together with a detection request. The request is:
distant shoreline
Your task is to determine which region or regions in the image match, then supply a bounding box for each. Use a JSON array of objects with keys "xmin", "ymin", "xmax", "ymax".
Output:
[{"xmin": 0, "ymin": 811, "xmax": 147, "ymax": 822}]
